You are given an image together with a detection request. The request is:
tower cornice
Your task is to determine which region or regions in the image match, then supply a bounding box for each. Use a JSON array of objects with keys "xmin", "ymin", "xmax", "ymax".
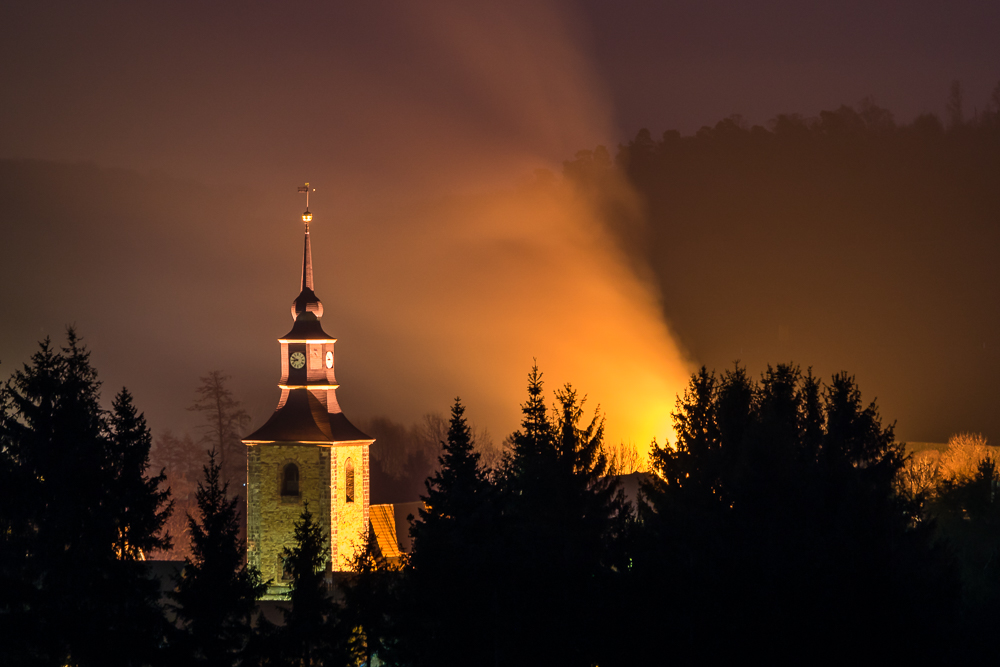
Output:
[{"xmin": 278, "ymin": 383, "xmax": 340, "ymax": 390}]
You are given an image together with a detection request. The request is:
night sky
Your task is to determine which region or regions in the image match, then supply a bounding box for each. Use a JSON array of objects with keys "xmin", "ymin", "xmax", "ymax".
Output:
[{"xmin": 2, "ymin": 0, "xmax": 999, "ymax": 452}]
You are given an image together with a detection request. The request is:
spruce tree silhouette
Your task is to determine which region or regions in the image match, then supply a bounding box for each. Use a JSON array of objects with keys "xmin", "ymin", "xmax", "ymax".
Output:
[
  {"xmin": 500, "ymin": 366, "xmax": 625, "ymax": 666},
  {"xmin": 340, "ymin": 528, "xmax": 397, "ymax": 667},
  {"xmin": 401, "ymin": 398, "xmax": 495, "ymax": 666},
  {"xmin": 108, "ymin": 389, "xmax": 174, "ymax": 560},
  {"xmin": 0, "ymin": 330, "xmax": 172, "ymax": 666},
  {"xmin": 169, "ymin": 449, "xmax": 263, "ymax": 666},
  {"xmin": 251, "ymin": 503, "xmax": 349, "ymax": 666},
  {"xmin": 636, "ymin": 364, "xmax": 958, "ymax": 664}
]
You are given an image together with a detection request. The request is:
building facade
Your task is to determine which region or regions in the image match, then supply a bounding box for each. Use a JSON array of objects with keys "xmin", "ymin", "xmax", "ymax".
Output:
[{"xmin": 243, "ymin": 194, "xmax": 374, "ymax": 589}]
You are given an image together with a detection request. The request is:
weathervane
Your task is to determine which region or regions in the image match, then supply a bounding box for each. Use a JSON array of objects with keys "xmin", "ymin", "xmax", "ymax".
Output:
[{"xmin": 298, "ymin": 182, "xmax": 315, "ymax": 227}]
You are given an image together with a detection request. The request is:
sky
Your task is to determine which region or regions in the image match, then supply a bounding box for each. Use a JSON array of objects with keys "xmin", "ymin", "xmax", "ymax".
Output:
[{"xmin": 2, "ymin": 0, "xmax": 999, "ymax": 453}]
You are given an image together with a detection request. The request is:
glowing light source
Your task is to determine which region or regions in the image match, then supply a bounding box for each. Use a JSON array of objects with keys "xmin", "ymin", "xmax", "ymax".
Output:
[{"xmin": 299, "ymin": 182, "xmax": 315, "ymax": 224}]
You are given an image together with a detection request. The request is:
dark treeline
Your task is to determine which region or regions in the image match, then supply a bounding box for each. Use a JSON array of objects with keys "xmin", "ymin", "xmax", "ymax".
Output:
[
  {"xmin": 6, "ymin": 331, "xmax": 1000, "ymax": 664},
  {"xmin": 563, "ymin": 86, "xmax": 1000, "ymax": 433},
  {"xmin": 567, "ymin": 85, "xmax": 1000, "ymax": 267}
]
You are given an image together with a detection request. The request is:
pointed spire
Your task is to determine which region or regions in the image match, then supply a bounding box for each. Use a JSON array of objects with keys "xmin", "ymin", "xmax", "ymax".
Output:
[
  {"xmin": 301, "ymin": 222, "xmax": 314, "ymax": 291},
  {"xmin": 291, "ymin": 183, "xmax": 323, "ymax": 320}
]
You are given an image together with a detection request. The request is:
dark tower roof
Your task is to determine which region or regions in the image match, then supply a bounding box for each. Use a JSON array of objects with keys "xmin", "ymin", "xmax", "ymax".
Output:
[
  {"xmin": 244, "ymin": 389, "xmax": 371, "ymax": 443},
  {"xmin": 281, "ymin": 313, "xmax": 334, "ymax": 341}
]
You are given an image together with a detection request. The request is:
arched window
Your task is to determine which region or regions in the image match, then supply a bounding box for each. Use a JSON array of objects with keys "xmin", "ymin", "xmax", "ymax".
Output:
[
  {"xmin": 345, "ymin": 458, "xmax": 355, "ymax": 503},
  {"xmin": 281, "ymin": 463, "xmax": 299, "ymax": 497}
]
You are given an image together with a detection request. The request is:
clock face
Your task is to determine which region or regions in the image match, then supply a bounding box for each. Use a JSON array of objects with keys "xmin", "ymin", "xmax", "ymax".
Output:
[
  {"xmin": 325, "ymin": 351, "xmax": 334, "ymax": 369},
  {"xmin": 290, "ymin": 352, "xmax": 306, "ymax": 369}
]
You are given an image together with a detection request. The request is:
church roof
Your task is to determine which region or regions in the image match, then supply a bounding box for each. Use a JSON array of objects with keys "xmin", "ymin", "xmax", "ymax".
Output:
[
  {"xmin": 370, "ymin": 501, "xmax": 424, "ymax": 565},
  {"xmin": 280, "ymin": 312, "xmax": 335, "ymax": 341},
  {"xmin": 369, "ymin": 505, "xmax": 403, "ymax": 560},
  {"xmin": 243, "ymin": 388, "xmax": 371, "ymax": 444}
]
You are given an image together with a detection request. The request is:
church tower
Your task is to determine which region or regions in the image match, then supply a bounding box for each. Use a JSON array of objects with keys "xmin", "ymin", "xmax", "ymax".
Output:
[{"xmin": 243, "ymin": 185, "xmax": 374, "ymax": 586}]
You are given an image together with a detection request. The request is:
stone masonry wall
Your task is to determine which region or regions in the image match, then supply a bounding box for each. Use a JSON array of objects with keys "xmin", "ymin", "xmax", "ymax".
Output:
[
  {"xmin": 332, "ymin": 443, "xmax": 371, "ymax": 570},
  {"xmin": 250, "ymin": 443, "xmax": 332, "ymax": 585},
  {"xmin": 247, "ymin": 441, "xmax": 373, "ymax": 582},
  {"xmin": 247, "ymin": 446, "xmax": 261, "ymax": 573}
]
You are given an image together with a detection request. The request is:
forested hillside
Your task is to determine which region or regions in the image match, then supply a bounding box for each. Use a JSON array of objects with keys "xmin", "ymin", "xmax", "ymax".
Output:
[{"xmin": 566, "ymin": 92, "xmax": 1000, "ymax": 444}]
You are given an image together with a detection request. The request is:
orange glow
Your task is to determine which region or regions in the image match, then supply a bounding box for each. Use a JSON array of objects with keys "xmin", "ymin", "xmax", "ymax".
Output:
[
  {"xmin": 310, "ymin": 3, "xmax": 693, "ymax": 458},
  {"xmin": 337, "ymin": 176, "xmax": 691, "ymax": 458},
  {"xmin": 218, "ymin": 2, "xmax": 692, "ymax": 459}
]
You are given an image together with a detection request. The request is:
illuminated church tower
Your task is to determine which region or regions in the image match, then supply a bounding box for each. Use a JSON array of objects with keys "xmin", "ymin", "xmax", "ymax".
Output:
[{"xmin": 243, "ymin": 185, "xmax": 373, "ymax": 585}]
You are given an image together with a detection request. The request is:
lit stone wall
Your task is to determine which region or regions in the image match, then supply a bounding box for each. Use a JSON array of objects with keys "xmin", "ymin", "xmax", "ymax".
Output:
[
  {"xmin": 331, "ymin": 443, "xmax": 371, "ymax": 570},
  {"xmin": 246, "ymin": 443, "xmax": 332, "ymax": 585},
  {"xmin": 247, "ymin": 446, "xmax": 261, "ymax": 573}
]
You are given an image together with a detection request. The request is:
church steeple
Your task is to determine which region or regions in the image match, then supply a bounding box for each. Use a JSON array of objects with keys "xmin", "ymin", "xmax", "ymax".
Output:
[
  {"xmin": 245, "ymin": 180, "xmax": 370, "ymax": 433},
  {"xmin": 244, "ymin": 182, "xmax": 374, "ymax": 579},
  {"xmin": 291, "ymin": 183, "xmax": 323, "ymax": 320}
]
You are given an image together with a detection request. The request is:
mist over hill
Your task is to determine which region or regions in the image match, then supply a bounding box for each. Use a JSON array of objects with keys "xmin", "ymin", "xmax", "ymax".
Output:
[{"xmin": 567, "ymin": 94, "xmax": 1000, "ymax": 446}]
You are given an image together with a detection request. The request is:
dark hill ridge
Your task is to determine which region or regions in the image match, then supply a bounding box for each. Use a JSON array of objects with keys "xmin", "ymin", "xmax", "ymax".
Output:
[{"xmin": 566, "ymin": 103, "xmax": 1000, "ymax": 445}]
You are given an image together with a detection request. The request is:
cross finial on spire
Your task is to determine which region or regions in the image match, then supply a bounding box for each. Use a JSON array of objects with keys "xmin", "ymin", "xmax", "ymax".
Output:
[
  {"xmin": 295, "ymin": 182, "xmax": 318, "ymax": 295},
  {"xmin": 298, "ymin": 183, "xmax": 315, "ymax": 228}
]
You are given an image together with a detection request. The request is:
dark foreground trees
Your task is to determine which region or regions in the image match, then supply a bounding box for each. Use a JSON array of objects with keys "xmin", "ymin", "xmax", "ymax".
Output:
[
  {"xmin": 0, "ymin": 332, "xmax": 985, "ymax": 664},
  {"xmin": 398, "ymin": 371, "xmax": 627, "ymax": 666},
  {"xmin": 398, "ymin": 398, "xmax": 494, "ymax": 665},
  {"xmin": 631, "ymin": 364, "xmax": 958, "ymax": 663},
  {"xmin": 0, "ymin": 331, "xmax": 173, "ymax": 666},
  {"xmin": 168, "ymin": 451, "xmax": 264, "ymax": 666},
  {"xmin": 500, "ymin": 372, "xmax": 626, "ymax": 666},
  {"xmin": 246, "ymin": 503, "xmax": 350, "ymax": 666},
  {"xmin": 396, "ymin": 364, "xmax": 968, "ymax": 665}
]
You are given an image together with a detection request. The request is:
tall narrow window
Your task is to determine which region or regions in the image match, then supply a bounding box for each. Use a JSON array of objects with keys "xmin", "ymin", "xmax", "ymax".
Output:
[
  {"xmin": 281, "ymin": 463, "xmax": 299, "ymax": 497},
  {"xmin": 345, "ymin": 458, "xmax": 355, "ymax": 503}
]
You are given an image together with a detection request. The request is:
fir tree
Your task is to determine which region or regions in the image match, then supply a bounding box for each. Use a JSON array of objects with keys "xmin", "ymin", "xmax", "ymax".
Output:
[
  {"xmin": 499, "ymin": 366, "xmax": 625, "ymax": 666},
  {"xmin": 421, "ymin": 399, "xmax": 488, "ymax": 522},
  {"xmin": 401, "ymin": 398, "xmax": 494, "ymax": 666},
  {"xmin": 258, "ymin": 503, "xmax": 348, "ymax": 666},
  {"xmin": 108, "ymin": 389, "xmax": 173, "ymax": 560},
  {"xmin": 93, "ymin": 389, "xmax": 175, "ymax": 667},
  {"xmin": 340, "ymin": 529, "xmax": 398, "ymax": 667},
  {"xmin": 0, "ymin": 331, "xmax": 174, "ymax": 665},
  {"xmin": 507, "ymin": 364, "xmax": 556, "ymax": 485},
  {"xmin": 169, "ymin": 450, "xmax": 263, "ymax": 666},
  {"xmin": 635, "ymin": 364, "xmax": 958, "ymax": 663}
]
